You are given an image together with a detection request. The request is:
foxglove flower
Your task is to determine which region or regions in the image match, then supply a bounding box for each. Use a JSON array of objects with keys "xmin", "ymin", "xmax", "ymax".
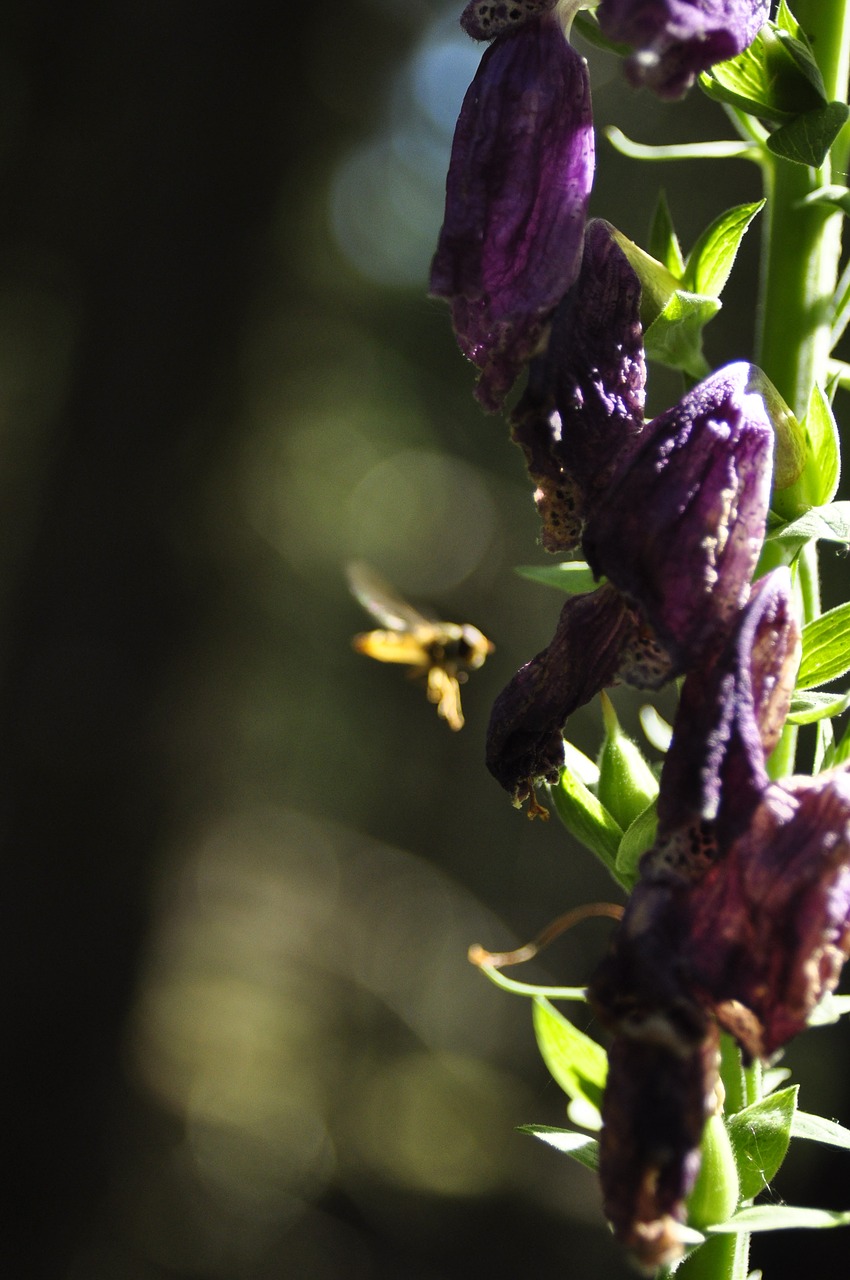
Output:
[
  {"xmin": 511, "ymin": 219, "xmax": 646, "ymax": 552},
  {"xmin": 430, "ymin": 14, "xmax": 594, "ymax": 410},
  {"xmin": 597, "ymin": 0, "xmax": 770, "ymax": 98},
  {"xmin": 587, "ymin": 572, "xmax": 850, "ymax": 1263},
  {"xmin": 487, "ymin": 363, "xmax": 773, "ymax": 806}
]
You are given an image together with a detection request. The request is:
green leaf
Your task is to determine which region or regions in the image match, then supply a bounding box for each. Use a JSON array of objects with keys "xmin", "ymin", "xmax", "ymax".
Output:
[
  {"xmin": 649, "ymin": 191, "xmax": 686, "ymax": 277},
  {"xmin": 762, "ymin": 1066, "xmax": 793, "ymax": 1095},
  {"xmin": 682, "ymin": 202, "xmax": 764, "ymax": 298},
  {"xmin": 550, "ymin": 761, "xmax": 623, "ymax": 880},
  {"xmin": 532, "ymin": 997, "xmax": 608, "ymax": 1112},
  {"xmin": 799, "ymin": 384, "xmax": 841, "ymax": 506},
  {"xmin": 616, "ymin": 800, "xmax": 658, "ymax": 888},
  {"xmin": 787, "ymin": 689, "xmax": 850, "ymax": 724},
  {"xmin": 768, "ymin": 502, "xmax": 850, "ymax": 553},
  {"xmin": 798, "ymin": 602, "xmax": 850, "ymax": 690},
  {"xmin": 518, "ymin": 1124, "xmax": 600, "ymax": 1171},
  {"xmin": 515, "ymin": 561, "xmax": 598, "ymax": 596},
  {"xmin": 766, "ymin": 102, "xmax": 850, "ymax": 168},
  {"xmin": 571, "ymin": 10, "xmax": 629, "ymax": 57},
  {"xmin": 792, "ymin": 1111, "xmax": 850, "ymax": 1150},
  {"xmin": 644, "ymin": 290, "xmax": 717, "ymax": 378},
  {"xmin": 699, "ymin": 20, "xmax": 826, "ymax": 123},
  {"xmin": 597, "ymin": 693, "xmax": 659, "ymax": 833},
  {"xmin": 709, "ymin": 1205, "xmax": 850, "ymax": 1233},
  {"xmin": 725, "ymin": 1086, "xmax": 797, "ymax": 1202},
  {"xmin": 834, "ymin": 718, "xmax": 850, "ymax": 767}
]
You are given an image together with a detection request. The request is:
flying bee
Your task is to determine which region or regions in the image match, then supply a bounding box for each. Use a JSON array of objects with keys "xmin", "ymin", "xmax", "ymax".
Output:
[{"xmin": 347, "ymin": 561, "xmax": 495, "ymax": 731}]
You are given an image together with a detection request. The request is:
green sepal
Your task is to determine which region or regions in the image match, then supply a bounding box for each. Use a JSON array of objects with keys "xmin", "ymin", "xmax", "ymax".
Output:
[
  {"xmin": 798, "ymin": 601, "xmax": 850, "ymax": 690},
  {"xmin": 725, "ymin": 1086, "xmax": 797, "ymax": 1202},
  {"xmin": 766, "ymin": 101, "xmax": 850, "ymax": 168},
  {"xmin": 687, "ymin": 1113, "xmax": 741, "ymax": 1230},
  {"xmin": 597, "ymin": 693, "xmax": 659, "ymax": 833},
  {"xmin": 518, "ymin": 1124, "xmax": 600, "ymax": 1171},
  {"xmin": 807, "ymin": 992, "xmax": 850, "ymax": 1027},
  {"xmin": 515, "ymin": 561, "xmax": 598, "ymax": 596},
  {"xmin": 550, "ymin": 747, "xmax": 624, "ymax": 882},
  {"xmin": 531, "ymin": 997, "xmax": 607, "ymax": 1115},
  {"xmin": 571, "ymin": 10, "xmax": 630, "ymax": 57},
  {"xmin": 643, "ymin": 290, "xmax": 716, "ymax": 378}
]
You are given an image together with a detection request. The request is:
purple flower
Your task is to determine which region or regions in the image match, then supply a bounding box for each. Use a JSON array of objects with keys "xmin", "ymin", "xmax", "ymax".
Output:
[
  {"xmin": 584, "ymin": 362, "xmax": 773, "ymax": 672},
  {"xmin": 511, "ymin": 220, "xmax": 646, "ymax": 553},
  {"xmin": 486, "ymin": 364, "xmax": 773, "ymax": 807},
  {"xmin": 430, "ymin": 15, "xmax": 594, "ymax": 411},
  {"xmin": 586, "ymin": 572, "xmax": 850, "ymax": 1260},
  {"xmin": 597, "ymin": 0, "xmax": 770, "ymax": 98}
]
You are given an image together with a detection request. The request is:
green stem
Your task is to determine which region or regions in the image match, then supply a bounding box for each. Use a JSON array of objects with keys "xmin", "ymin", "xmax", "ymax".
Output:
[{"xmin": 679, "ymin": 1230, "xmax": 750, "ymax": 1280}]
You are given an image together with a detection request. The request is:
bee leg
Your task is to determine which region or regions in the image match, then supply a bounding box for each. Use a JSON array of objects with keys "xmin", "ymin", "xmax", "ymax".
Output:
[{"xmin": 427, "ymin": 667, "xmax": 465, "ymax": 731}]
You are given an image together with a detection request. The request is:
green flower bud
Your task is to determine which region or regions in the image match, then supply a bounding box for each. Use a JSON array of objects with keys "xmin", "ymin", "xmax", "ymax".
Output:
[
  {"xmin": 686, "ymin": 1112, "xmax": 740, "ymax": 1231},
  {"xmin": 596, "ymin": 692, "xmax": 659, "ymax": 831}
]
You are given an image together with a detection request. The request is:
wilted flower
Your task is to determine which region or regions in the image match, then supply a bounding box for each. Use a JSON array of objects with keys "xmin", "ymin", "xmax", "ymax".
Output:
[
  {"xmin": 487, "ymin": 363, "xmax": 773, "ymax": 807},
  {"xmin": 597, "ymin": 0, "xmax": 770, "ymax": 98},
  {"xmin": 511, "ymin": 219, "xmax": 646, "ymax": 552},
  {"xmin": 430, "ymin": 14, "xmax": 594, "ymax": 410},
  {"xmin": 587, "ymin": 571, "xmax": 850, "ymax": 1263}
]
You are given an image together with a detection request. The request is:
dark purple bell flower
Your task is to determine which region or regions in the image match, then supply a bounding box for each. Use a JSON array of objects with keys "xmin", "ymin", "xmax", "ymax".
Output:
[
  {"xmin": 485, "ymin": 583, "xmax": 644, "ymax": 805},
  {"xmin": 584, "ymin": 362, "xmax": 773, "ymax": 674},
  {"xmin": 511, "ymin": 219, "xmax": 646, "ymax": 552},
  {"xmin": 430, "ymin": 15, "xmax": 594, "ymax": 411},
  {"xmin": 597, "ymin": 0, "xmax": 770, "ymax": 98}
]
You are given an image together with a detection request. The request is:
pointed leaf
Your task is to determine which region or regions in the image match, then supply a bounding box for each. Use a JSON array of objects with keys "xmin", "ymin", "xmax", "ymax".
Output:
[
  {"xmin": 807, "ymin": 992, "xmax": 850, "ymax": 1026},
  {"xmin": 798, "ymin": 602, "xmax": 850, "ymax": 690},
  {"xmin": 532, "ymin": 997, "xmax": 607, "ymax": 1111},
  {"xmin": 550, "ymin": 762, "xmax": 623, "ymax": 878},
  {"xmin": 768, "ymin": 502, "xmax": 850, "ymax": 552},
  {"xmin": 725, "ymin": 1086, "xmax": 797, "ymax": 1201},
  {"xmin": 519, "ymin": 1124, "xmax": 600, "ymax": 1170},
  {"xmin": 767, "ymin": 102, "xmax": 850, "ymax": 168},
  {"xmin": 787, "ymin": 690, "xmax": 850, "ymax": 725},
  {"xmin": 683, "ymin": 202, "xmax": 764, "ymax": 298},
  {"xmin": 649, "ymin": 191, "xmax": 686, "ymax": 277},
  {"xmin": 515, "ymin": 561, "xmax": 599, "ymax": 596},
  {"xmin": 709, "ymin": 1205, "xmax": 850, "ymax": 1233},
  {"xmin": 616, "ymin": 800, "xmax": 658, "ymax": 887},
  {"xmin": 800, "ymin": 384, "xmax": 841, "ymax": 506},
  {"xmin": 791, "ymin": 1111, "xmax": 850, "ymax": 1151}
]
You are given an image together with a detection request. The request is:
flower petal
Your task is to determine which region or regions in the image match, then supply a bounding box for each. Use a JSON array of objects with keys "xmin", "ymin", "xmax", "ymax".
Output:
[
  {"xmin": 485, "ymin": 583, "xmax": 639, "ymax": 803},
  {"xmin": 430, "ymin": 17, "xmax": 594, "ymax": 411},
  {"xmin": 583, "ymin": 362, "xmax": 773, "ymax": 673},
  {"xmin": 597, "ymin": 0, "xmax": 770, "ymax": 99}
]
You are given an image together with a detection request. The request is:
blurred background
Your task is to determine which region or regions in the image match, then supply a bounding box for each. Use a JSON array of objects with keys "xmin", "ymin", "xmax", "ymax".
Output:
[{"xmin": 2, "ymin": 1, "xmax": 850, "ymax": 1277}]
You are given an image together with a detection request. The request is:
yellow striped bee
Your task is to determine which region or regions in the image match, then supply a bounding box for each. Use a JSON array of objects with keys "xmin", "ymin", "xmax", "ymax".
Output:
[{"xmin": 348, "ymin": 561, "xmax": 494, "ymax": 731}]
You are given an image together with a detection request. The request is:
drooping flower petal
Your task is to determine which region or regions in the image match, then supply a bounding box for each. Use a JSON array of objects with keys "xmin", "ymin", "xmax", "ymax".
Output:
[
  {"xmin": 597, "ymin": 0, "xmax": 770, "ymax": 98},
  {"xmin": 430, "ymin": 16, "xmax": 594, "ymax": 411},
  {"xmin": 648, "ymin": 568, "xmax": 799, "ymax": 875},
  {"xmin": 510, "ymin": 219, "xmax": 646, "ymax": 552},
  {"xmin": 583, "ymin": 362, "xmax": 773, "ymax": 674},
  {"xmin": 485, "ymin": 583, "xmax": 644, "ymax": 803}
]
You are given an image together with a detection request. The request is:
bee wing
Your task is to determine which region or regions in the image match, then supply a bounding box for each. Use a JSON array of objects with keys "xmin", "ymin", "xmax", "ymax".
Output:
[{"xmin": 346, "ymin": 561, "xmax": 433, "ymax": 632}]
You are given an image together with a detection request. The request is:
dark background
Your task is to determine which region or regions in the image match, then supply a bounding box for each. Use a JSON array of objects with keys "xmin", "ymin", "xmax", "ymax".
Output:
[{"xmin": 1, "ymin": 2, "xmax": 849, "ymax": 1277}]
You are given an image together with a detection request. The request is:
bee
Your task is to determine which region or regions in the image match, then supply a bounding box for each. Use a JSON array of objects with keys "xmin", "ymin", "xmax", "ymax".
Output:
[{"xmin": 347, "ymin": 561, "xmax": 495, "ymax": 731}]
